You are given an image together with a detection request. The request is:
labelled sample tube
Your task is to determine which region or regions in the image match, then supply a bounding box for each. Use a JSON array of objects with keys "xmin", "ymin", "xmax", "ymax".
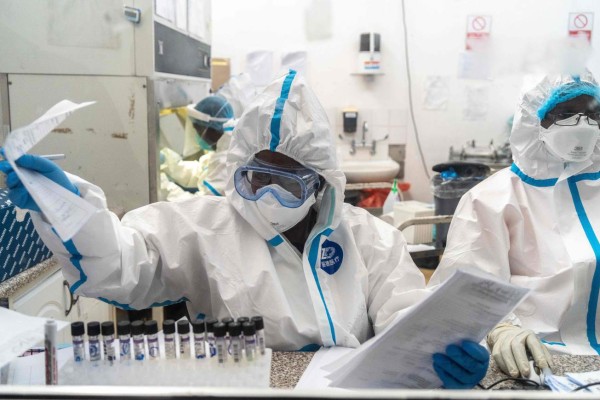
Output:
[
  {"xmin": 117, "ymin": 321, "xmax": 132, "ymax": 361},
  {"xmin": 131, "ymin": 320, "xmax": 146, "ymax": 361},
  {"xmin": 237, "ymin": 317, "xmax": 249, "ymax": 349},
  {"xmin": 221, "ymin": 317, "xmax": 234, "ymax": 352},
  {"xmin": 163, "ymin": 320, "xmax": 176, "ymax": 359},
  {"xmin": 242, "ymin": 322, "xmax": 257, "ymax": 361},
  {"xmin": 192, "ymin": 320, "xmax": 206, "ymax": 359},
  {"xmin": 205, "ymin": 318, "xmax": 218, "ymax": 358},
  {"xmin": 45, "ymin": 320, "xmax": 57, "ymax": 385},
  {"xmin": 101, "ymin": 321, "xmax": 116, "ymax": 365},
  {"xmin": 213, "ymin": 322, "xmax": 227, "ymax": 364},
  {"xmin": 87, "ymin": 321, "xmax": 102, "ymax": 363},
  {"xmin": 145, "ymin": 320, "xmax": 160, "ymax": 359},
  {"xmin": 227, "ymin": 322, "xmax": 243, "ymax": 363},
  {"xmin": 251, "ymin": 316, "xmax": 266, "ymax": 355},
  {"xmin": 177, "ymin": 319, "xmax": 191, "ymax": 359},
  {"xmin": 70, "ymin": 321, "xmax": 85, "ymax": 362}
]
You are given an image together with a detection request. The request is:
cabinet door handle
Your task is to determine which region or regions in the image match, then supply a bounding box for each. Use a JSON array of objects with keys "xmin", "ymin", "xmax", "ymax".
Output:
[{"xmin": 63, "ymin": 280, "xmax": 79, "ymax": 317}]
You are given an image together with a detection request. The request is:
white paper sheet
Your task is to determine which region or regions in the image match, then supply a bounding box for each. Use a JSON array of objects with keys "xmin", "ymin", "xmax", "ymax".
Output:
[
  {"xmin": 545, "ymin": 375, "xmax": 580, "ymax": 392},
  {"xmin": 296, "ymin": 347, "xmax": 353, "ymax": 389},
  {"xmin": 2, "ymin": 100, "xmax": 98, "ymax": 241},
  {"xmin": 0, "ymin": 308, "xmax": 68, "ymax": 369},
  {"xmin": 324, "ymin": 269, "xmax": 530, "ymax": 389},
  {"xmin": 8, "ymin": 347, "xmax": 71, "ymax": 385},
  {"xmin": 566, "ymin": 371, "xmax": 600, "ymax": 392},
  {"xmin": 423, "ymin": 76, "xmax": 449, "ymax": 110},
  {"xmin": 4, "ymin": 100, "xmax": 94, "ymax": 159}
]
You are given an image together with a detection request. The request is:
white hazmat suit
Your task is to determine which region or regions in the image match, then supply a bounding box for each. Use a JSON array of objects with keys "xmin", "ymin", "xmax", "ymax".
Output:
[
  {"xmin": 430, "ymin": 72, "xmax": 600, "ymax": 355},
  {"xmin": 30, "ymin": 71, "xmax": 428, "ymax": 350},
  {"xmin": 160, "ymin": 119, "xmax": 236, "ymax": 199}
]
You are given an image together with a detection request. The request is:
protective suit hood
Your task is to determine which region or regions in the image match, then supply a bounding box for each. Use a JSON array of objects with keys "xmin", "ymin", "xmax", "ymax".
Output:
[
  {"xmin": 225, "ymin": 70, "xmax": 346, "ymax": 244},
  {"xmin": 510, "ymin": 71, "xmax": 600, "ymax": 180},
  {"xmin": 217, "ymin": 73, "xmax": 257, "ymax": 119}
]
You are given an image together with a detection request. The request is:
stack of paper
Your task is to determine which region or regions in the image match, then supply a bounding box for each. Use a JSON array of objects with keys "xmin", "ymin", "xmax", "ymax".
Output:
[
  {"xmin": 321, "ymin": 269, "xmax": 530, "ymax": 389},
  {"xmin": 544, "ymin": 375, "xmax": 580, "ymax": 392},
  {"xmin": 543, "ymin": 370, "xmax": 600, "ymax": 393}
]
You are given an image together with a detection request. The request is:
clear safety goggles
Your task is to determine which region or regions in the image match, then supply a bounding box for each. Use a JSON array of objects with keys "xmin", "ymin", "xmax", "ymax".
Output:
[
  {"xmin": 186, "ymin": 104, "xmax": 231, "ymax": 124},
  {"xmin": 234, "ymin": 158, "xmax": 321, "ymax": 208},
  {"xmin": 547, "ymin": 112, "xmax": 600, "ymax": 126}
]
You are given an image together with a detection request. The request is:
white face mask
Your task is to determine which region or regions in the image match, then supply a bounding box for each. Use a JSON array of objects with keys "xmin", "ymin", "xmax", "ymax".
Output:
[
  {"xmin": 256, "ymin": 192, "xmax": 316, "ymax": 233},
  {"xmin": 539, "ymin": 116, "xmax": 600, "ymax": 162}
]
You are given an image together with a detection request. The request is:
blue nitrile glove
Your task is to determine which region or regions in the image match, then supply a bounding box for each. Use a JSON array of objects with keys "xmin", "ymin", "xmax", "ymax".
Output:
[
  {"xmin": 432, "ymin": 340, "xmax": 490, "ymax": 389},
  {"xmin": 0, "ymin": 153, "xmax": 78, "ymax": 212}
]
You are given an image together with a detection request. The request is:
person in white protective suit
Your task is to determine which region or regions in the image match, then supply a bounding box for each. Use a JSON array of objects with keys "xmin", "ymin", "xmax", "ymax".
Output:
[
  {"xmin": 160, "ymin": 74, "xmax": 257, "ymax": 200},
  {"xmin": 0, "ymin": 71, "xmax": 489, "ymax": 389},
  {"xmin": 160, "ymin": 95, "xmax": 235, "ymax": 199},
  {"xmin": 429, "ymin": 72, "xmax": 600, "ymax": 378}
]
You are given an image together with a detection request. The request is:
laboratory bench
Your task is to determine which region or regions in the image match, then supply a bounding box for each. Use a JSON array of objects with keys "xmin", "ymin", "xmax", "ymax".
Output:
[
  {"xmin": 2, "ymin": 354, "xmax": 600, "ymax": 399},
  {"xmin": 0, "ymin": 258, "xmax": 60, "ymax": 299}
]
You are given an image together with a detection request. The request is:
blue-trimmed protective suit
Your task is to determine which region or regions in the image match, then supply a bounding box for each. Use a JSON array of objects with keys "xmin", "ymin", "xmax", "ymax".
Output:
[
  {"xmin": 30, "ymin": 71, "xmax": 428, "ymax": 351},
  {"xmin": 430, "ymin": 72, "xmax": 600, "ymax": 355}
]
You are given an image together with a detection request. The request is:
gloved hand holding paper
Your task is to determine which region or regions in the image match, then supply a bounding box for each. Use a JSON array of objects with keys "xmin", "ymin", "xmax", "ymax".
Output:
[
  {"xmin": 1, "ymin": 100, "xmax": 97, "ymax": 241},
  {"xmin": 323, "ymin": 269, "xmax": 530, "ymax": 389}
]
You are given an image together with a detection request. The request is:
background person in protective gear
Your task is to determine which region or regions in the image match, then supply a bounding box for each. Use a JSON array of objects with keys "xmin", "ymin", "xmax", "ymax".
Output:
[
  {"xmin": 429, "ymin": 72, "xmax": 600, "ymax": 378},
  {"xmin": 160, "ymin": 94, "xmax": 235, "ymax": 199},
  {"xmin": 1, "ymin": 71, "xmax": 488, "ymax": 389}
]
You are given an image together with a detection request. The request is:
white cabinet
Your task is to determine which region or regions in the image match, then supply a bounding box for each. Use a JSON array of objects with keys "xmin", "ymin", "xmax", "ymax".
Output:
[
  {"xmin": 0, "ymin": 0, "xmax": 212, "ymax": 79},
  {"xmin": 11, "ymin": 270, "xmax": 112, "ymax": 344},
  {"xmin": 8, "ymin": 74, "xmax": 151, "ymax": 212}
]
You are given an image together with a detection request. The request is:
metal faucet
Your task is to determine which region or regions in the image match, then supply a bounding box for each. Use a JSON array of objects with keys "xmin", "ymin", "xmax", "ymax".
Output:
[
  {"xmin": 347, "ymin": 120, "xmax": 389, "ymax": 156},
  {"xmin": 362, "ymin": 121, "xmax": 368, "ymax": 146}
]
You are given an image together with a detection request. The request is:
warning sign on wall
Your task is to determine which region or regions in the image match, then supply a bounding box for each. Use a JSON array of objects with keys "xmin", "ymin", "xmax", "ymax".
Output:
[
  {"xmin": 466, "ymin": 15, "xmax": 492, "ymax": 51},
  {"xmin": 568, "ymin": 12, "xmax": 594, "ymax": 43}
]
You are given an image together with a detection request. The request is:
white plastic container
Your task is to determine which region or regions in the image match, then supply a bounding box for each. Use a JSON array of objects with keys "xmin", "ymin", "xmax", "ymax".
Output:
[{"xmin": 394, "ymin": 201, "xmax": 434, "ymax": 244}]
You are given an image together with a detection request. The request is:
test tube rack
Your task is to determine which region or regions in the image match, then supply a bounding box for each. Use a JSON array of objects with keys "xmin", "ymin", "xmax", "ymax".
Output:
[{"xmin": 59, "ymin": 349, "xmax": 272, "ymax": 387}]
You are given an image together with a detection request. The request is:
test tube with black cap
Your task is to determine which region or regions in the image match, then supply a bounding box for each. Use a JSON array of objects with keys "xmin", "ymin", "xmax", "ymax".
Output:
[
  {"xmin": 87, "ymin": 321, "xmax": 101, "ymax": 363},
  {"xmin": 243, "ymin": 321, "xmax": 257, "ymax": 361},
  {"xmin": 145, "ymin": 320, "xmax": 160, "ymax": 359},
  {"xmin": 205, "ymin": 318, "xmax": 218, "ymax": 358},
  {"xmin": 70, "ymin": 321, "xmax": 85, "ymax": 362},
  {"xmin": 221, "ymin": 317, "xmax": 234, "ymax": 348},
  {"xmin": 237, "ymin": 317, "xmax": 250, "ymax": 350},
  {"xmin": 213, "ymin": 322, "xmax": 227, "ymax": 364},
  {"xmin": 251, "ymin": 316, "xmax": 266, "ymax": 355},
  {"xmin": 131, "ymin": 320, "xmax": 145, "ymax": 361},
  {"xmin": 228, "ymin": 322, "xmax": 243, "ymax": 362},
  {"xmin": 163, "ymin": 320, "xmax": 176, "ymax": 359},
  {"xmin": 192, "ymin": 320, "xmax": 206, "ymax": 359},
  {"xmin": 177, "ymin": 319, "xmax": 191, "ymax": 358},
  {"xmin": 117, "ymin": 321, "xmax": 132, "ymax": 361},
  {"xmin": 101, "ymin": 321, "xmax": 116, "ymax": 365}
]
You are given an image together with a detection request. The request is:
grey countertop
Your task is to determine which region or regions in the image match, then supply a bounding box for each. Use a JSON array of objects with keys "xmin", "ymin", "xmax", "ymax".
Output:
[
  {"xmin": 270, "ymin": 352, "xmax": 600, "ymax": 390},
  {"xmin": 5, "ymin": 259, "xmax": 600, "ymax": 392},
  {"xmin": 0, "ymin": 257, "xmax": 60, "ymax": 298}
]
